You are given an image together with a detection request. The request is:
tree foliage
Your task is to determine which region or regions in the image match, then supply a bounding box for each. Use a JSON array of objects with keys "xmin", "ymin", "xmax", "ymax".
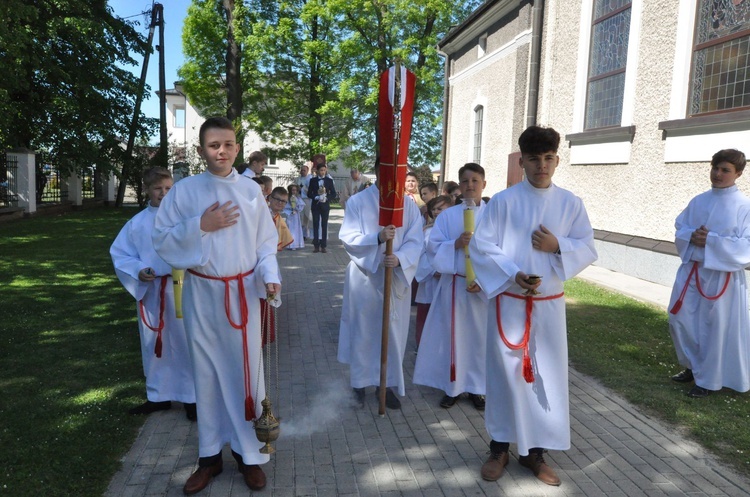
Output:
[
  {"xmin": 0, "ymin": 0, "xmax": 156, "ymax": 176},
  {"xmin": 179, "ymin": 0, "xmax": 483, "ymax": 169}
]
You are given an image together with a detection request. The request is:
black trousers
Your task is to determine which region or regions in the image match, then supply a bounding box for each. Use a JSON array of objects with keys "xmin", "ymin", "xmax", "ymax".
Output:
[{"xmin": 312, "ymin": 202, "xmax": 330, "ymax": 248}]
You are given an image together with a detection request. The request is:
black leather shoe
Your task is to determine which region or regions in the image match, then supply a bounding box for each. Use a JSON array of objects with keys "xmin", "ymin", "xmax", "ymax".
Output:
[
  {"xmin": 469, "ymin": 394, "xmax": 486, "ymax": 411},
  {"xmin": 321, "ymin": 247, "xmax": 327, "ymax": 253},
  {"xmin": 184, "ymin": 403, "xmax": 197, "ymax": 421},
  {"xmin": 671, "ymin": 369, "xmax": 694, "ymax": 383},
  {"xmin": 128, "ymin": 400, "xmax": 171, "ymax": 415},
  {"xmin": 688, "ymin": 385, "xmax": 711, "ymax": 398},
  {"xmin": 376, "ymin": 387, "xmax": 401, "ymax": 409},
  {"xmin": 353, "ymin": 387, "xmax": 365, "ymax": 407},
  {"xmin": 440, "ymin": 395, "xmax": 458, "ymax": 408},
  {"xmin": 183, "ymin": 458, "xmax": 223, "ymax": 495}
]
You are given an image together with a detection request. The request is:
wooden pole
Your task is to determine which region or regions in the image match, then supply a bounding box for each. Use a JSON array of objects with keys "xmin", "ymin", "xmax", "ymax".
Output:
[{"xmin": 379, "ymin": 238, "xmax": 394, "ymax": 415}]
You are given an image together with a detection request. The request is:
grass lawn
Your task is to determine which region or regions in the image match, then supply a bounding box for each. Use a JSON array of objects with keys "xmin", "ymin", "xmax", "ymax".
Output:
[
  {"xmin": 1, "ymin": 207, "xmax": 749, "ymax": 496},
  {"xmin": 565, "ymin": 279, "xmax": 750, "ymax": 474},
  {"xmin": 0, "ymin": 207, "xmax": 146, "ymax": 497}
]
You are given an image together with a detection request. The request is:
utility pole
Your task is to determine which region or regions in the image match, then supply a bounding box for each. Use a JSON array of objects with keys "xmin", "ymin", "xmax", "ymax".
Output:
[{"xmin": 116, "ymin": 3, "xmax": 166, "ymax": 207}]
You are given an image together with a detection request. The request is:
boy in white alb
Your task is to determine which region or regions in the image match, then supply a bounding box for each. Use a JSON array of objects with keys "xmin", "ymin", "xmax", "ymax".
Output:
[
  {"xmin": 153, "ymin": 117, "xmax": 281, "ymax": 495},
  {"xmin": 414, "ymin": 163, "xmax": 489, "ymax": 410},
  {"xmin": 668, "ymin": 148, "xmax": 750, "ymax": 398},
  {"xmin": 110, "ymin": 167, "xmax": 196, "ymax": 420},
  {"xmin": 470, "ymin": 126, "xmax": 597, "ymax": 487}
]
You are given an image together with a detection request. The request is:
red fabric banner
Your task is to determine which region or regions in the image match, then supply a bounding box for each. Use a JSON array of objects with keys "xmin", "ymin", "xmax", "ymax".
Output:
[{"xmin": 378, "ymin": 65, "xmax": 416, "ymax": 228}]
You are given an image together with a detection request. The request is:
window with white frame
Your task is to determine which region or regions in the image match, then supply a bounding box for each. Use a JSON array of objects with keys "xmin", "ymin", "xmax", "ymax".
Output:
[
  {"xmin": 584, "ymin": 0, "xmax": 632, "ymax": 130},
  {"xmin": 473, "ymin": 105, "xmax": 483, "ymax": 164},
  {"xmin": 689, "ymin": 0, "xmax": 750, "ymax": 116},
  {"xmin": 174, "ymin": 106, "xmax": 186, "ymax": 128}
]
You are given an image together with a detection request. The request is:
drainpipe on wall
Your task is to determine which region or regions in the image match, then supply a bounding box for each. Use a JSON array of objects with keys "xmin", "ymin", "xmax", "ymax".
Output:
[
  {"xmin": 526, "ymin": 0, "xmax": 545, "ymax": 128},
  {"xmin": 437, "ymin": 46, "xmax": 450, "ymax": 190}
]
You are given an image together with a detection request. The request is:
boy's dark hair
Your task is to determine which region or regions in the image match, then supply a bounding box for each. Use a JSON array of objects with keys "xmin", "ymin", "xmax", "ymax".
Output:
[
  {"xmin": 271, "ymin": 186, "xmax": 288, "ymax": 198},
  {"xmin": 518, "ymin": 125, "xmax": 560, "ymax": 155},
  {"xmin": 712, "ymin": 149, "xmax": 747, "ymax": 173},
  {"xmin": 458, "ymin": 162, "xmax": 485, "ymax": 179},
  {"xmin": 251, "ymin": 177, "xmax": 264, "ymax": 186},
  {"xmin": 235, "ymin": 162, "xmax": 250, "ymax": 175},
  {"xmin": 442, "ymin": 180, "xmax": 459, "ymax": 194},
  {"xmin": 199, "ymin": 116, "xmax": 234, "ymax": 147},
  {"xmin": 420, "ymin": 182, "xmax": 438, "ymax": 195},
  {"xmin": 143, "ymin": 166, "xmax": 172, "ymax": 189},
  {"xmin": 248, "ymin": 150, "xmax": 267, "ymax": 164},
  {"xmin": 316, "ymin": 162, "xmax": 327, "ymax": 171},
  {"xmin": 259, "ymin": 175, "xmax": 273, "ymax": 187},
  {"xmin": 426, "ymin": 195, "xmax": 453, "ymax": 220},
  {"xmin": 406, "ymin": 171, "xmax": 418, "ymax": 179}
]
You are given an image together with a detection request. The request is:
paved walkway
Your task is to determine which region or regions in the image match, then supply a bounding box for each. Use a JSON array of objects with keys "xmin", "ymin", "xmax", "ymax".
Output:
[{"xmin": 106, "ymin": 210, "xmax": 750, "ymax": 497}]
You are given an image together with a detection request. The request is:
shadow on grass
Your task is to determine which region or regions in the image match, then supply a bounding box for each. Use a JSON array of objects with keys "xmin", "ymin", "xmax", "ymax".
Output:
[
  {"xmin": 0, "ymin": 208, "xmax": 149, "ymax": 497},
  {"xmin": 565, "ymin": 278, "xmax": 750, "ymax": 475}
]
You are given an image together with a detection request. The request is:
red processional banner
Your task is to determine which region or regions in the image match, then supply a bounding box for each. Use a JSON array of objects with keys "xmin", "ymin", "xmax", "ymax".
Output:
[{"xmin": 378, "ymin": 65, "xmax": 416, "ymax": 228}]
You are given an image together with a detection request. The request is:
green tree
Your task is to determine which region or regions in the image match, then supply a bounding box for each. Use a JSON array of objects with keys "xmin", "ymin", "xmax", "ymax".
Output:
[
  {"xmin": 243, "ymin": 0, "xmax": 344, "ymax": 166},
  {"xmin": 179, "ymin": 0, "xmax": 483, "ymax": 169},
  {"xmin": 323, "ymin": 0, "xmax": 483, "ymax": 169},
  {"xmin": 0, "ymin": 0, "xmax": 155, "ymax": 175}
]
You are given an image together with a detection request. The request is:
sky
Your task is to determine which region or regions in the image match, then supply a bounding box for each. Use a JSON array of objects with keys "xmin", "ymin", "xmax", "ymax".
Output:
[{"xmin": 108, "ymin": 0, "xmax": 191, "ymax": 123}]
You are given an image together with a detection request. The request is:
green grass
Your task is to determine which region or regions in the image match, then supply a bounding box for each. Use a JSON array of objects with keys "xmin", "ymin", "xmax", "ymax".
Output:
[
  {"xmin": 565, "ymin": 279, "xmax": 750, "ymax": 473},
  {"xmin": 0, "ymin": 207, "xmax": 147, "ymax": 497}
]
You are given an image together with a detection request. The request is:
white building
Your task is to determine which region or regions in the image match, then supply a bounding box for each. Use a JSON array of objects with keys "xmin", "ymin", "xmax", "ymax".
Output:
[{"xmin": 439, "ymin": 0, "xmax": 750, "ymax": 287}]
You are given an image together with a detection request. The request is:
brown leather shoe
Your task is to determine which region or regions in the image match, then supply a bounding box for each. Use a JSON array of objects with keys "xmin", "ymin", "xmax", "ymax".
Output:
[
  {"xmin": 480, "ymin": 450, "xmax": 509, "ymax": 481},
  {"xmin": 183, "ymin": 459, "xmax": 223, "ymax": 495},
  {"xmin": 519, "ymin": 452, "xmax": 560, "ymax": 486},
  {"xmin": 240, "ymin": 464, "xmax": 266, "ymax": 490}
]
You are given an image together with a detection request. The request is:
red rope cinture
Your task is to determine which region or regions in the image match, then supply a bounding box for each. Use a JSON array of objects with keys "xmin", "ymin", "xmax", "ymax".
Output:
[
  {"xmin": 138, "ymin": 275, "xmax": 169, "ymax": 358},
  {"xmin": 495, "ymin": 291, "xmax": 564, "ymax": 383},
  {"xmin": 669, "ymin": 261, "xmax": 731, "ymax": 315},
  {"xmin": 188, "ymin": 268, "xmax": 256, "ymax": 421}
]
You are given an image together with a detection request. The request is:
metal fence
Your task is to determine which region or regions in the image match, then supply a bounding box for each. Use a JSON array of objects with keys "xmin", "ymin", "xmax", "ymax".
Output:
[
  {"xmin": 0, "ymin": 153, "xmax": 19, "ymax": 208},
  {"xmin": 36, "ymin": 152, "xmax": 66, "ymax": 204}
]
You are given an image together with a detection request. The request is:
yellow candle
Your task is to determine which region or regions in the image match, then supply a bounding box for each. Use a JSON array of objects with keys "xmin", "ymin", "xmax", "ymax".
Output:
[
  {"xmin": 463, "ymin": 205, "xmax": 476, "ymax": 287},
  {"xmin": 172, "ymin": 268, "xmax": 184, "ymax": 319},
  {"xmin": 291, "ymin": 196, "xmax": 296, "ymax": 210}
]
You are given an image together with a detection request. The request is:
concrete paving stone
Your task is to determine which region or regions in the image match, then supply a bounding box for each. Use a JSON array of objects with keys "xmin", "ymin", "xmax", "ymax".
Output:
[
  {"xmin": 411, "ymin": 469, "xmax": 439, "ymax": 488},
  {"xmin": 119, "ymin": 484, "xmax": 148, "ymax": 497},
  {"xmin": 291, "ymin": 485, "xmax": 318, "ymax": 496}
]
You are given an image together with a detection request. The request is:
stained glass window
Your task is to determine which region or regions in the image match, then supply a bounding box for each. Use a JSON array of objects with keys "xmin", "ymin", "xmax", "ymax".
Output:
[
  {"xmin": 585, "ymin": 0, "xmax": 632, "ymax": 130},
  {"xmin": 690, "ymin": 0, "xmax": 750, "ymax": 115},
  {"xmin": 473, "ymin": 106, "xmax": 483, "ymax": 164}
]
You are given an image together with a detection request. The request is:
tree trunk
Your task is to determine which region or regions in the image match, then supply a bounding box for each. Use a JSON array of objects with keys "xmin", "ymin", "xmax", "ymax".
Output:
[{"xmin": 223, "ymin": 0, "xmax": 243, "ymax": 163}]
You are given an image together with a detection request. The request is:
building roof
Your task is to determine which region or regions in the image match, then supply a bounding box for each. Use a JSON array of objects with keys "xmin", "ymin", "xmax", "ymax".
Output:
[{"xmin": 438, "ymin": 0, "xmax": 522, "ymax": 55}]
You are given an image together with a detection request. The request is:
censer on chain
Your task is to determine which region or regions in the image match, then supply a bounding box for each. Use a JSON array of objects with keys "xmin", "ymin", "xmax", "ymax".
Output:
[{"xmin": 254, "ymin": 292, "xmax": 280, "ymax": 454}]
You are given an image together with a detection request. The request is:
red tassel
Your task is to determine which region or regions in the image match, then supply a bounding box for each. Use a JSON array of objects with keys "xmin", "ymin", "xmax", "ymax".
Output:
[
  {"xmin": 154, "ymin": 334, "xmax": 162, "ymax": 358},
  {"xmin": 669, "ymin": 300, "xmax": 682, "ymax": 315},
  {"xmin": 522, "ymin": 354, "xmax": 534, "ymax": 383},
  {"xmin": 450, "ymin": 364, "xmax": 456, "ymax": 382},
  {"xmin": 245, "ymin": 396, "xmax": 254, "ymax": 421}
]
